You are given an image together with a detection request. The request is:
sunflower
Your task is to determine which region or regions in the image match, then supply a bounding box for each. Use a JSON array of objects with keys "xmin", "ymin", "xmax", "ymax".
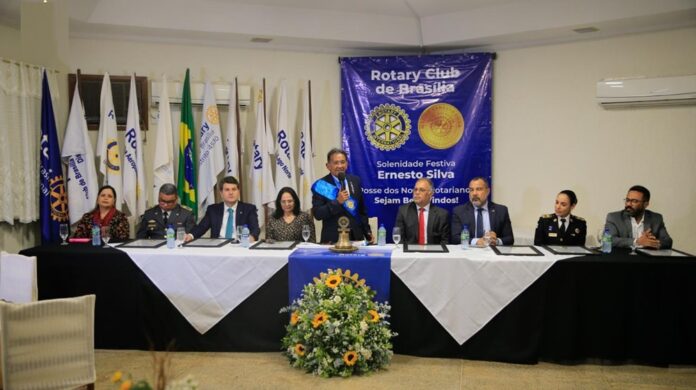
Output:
[
  {"xmin": 120, "ymin": 380, "xmax": 132, "ymax": 390},
  {"xmin": 343, "ymin": 350, "xmax": 359, "ymax": 366},
  {"xmin": 312, "ymin": 311, "xmax": 328, "ymax": 328},
  {"xmin": 294, "ymin": 343, "xmax": 306, "ymax": 356},
  {"xmin": 111, "ymin": 371, "xmax": 123, "ymax": 383},
  {"xmin": 367, "ymin": 309, "xmax": 380, "ymax": 323},
  {"xmin": 325, "ymin": 274, "xmax": 342, "ymax": 289},
  {"xmin": 290, "ymin": 311, "xmax": 299, "ymax": 325}
]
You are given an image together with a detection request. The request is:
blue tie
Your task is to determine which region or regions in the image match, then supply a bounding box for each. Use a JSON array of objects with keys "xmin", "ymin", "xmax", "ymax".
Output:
[
  {"xmin": 225, "ymin": 208, "xmax": 234, "ymax": 238},
  {"xmin": 476, "ymin": 208, "xmax": 484, "ymax": 239}
]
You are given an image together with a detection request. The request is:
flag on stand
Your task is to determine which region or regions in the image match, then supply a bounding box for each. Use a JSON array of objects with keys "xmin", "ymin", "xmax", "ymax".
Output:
[
  {"xmin": 298, "ymin": 82, "xmax": 315, "ymax": 212},
  {"xmin": 177, "ymin": 69, "xmax": 197, "ymax": 219},
  {"xmin": 96, "ymin": 72, "xmax": 122, "ymax": 208},
  {"xmin": 39, "ymin": 70, "xmax": 69, "ymax": 243},
  {"xmin": 273, "ymin": 80, "xmax": 295, "ymax": 191},
  {"xmin": 250, "ymin": 82, "xmax": 276, "ymax": 222},
  {"xmin": 152, "ymin": 74, "xmax": 175, "ymax": 203},
  {"xmin": 197, "ymin": 81, "xmax": 225, "ymax": 217},
  {"xmin": 224, "ymin": 79, "xmax": 240, "ymax": 179},
  {"xmin": 61, "ymin": 79, "xmax": 98, "ymax": 224},
  {"xmin": 122, "ymin": 74, "xmax": 146, "ymax": 217}
]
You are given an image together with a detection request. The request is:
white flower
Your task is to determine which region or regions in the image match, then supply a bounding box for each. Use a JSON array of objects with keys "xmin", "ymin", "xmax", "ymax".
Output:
[
  {"xmin": 333, "ymin": 295, "xmax": 342, "ymax": 303},
  {"xmin": 360, "ymin": 320, "xmax": 368, "ymax": 333}
]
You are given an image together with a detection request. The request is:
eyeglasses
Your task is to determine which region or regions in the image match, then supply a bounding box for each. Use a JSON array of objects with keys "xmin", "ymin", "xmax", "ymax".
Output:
[
  {"xmin": 158, "ymin": 198, "xmax": 177, "ymax": 204},
  {"xmin": 624, "ymin": 198, "xmax": 644, "ymax": 205}
]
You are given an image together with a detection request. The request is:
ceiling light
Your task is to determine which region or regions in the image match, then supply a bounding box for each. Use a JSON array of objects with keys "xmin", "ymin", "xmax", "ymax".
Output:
[
  {"xmin": 573, "ymin": 27, "xmax": 599, "ymax": 34},
  {"xmin": 251, "ymin": 37, "xmax": 272, "ymax": 43}
]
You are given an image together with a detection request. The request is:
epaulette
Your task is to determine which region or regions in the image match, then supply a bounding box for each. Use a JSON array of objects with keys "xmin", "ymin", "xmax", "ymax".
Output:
[
  {"xmin": 541, "ymin": 214, "xmax": 553, "ymax": 218},
  {"xmin": 573, "ymin": 215, "xmax": 585, "ymax": 221}
]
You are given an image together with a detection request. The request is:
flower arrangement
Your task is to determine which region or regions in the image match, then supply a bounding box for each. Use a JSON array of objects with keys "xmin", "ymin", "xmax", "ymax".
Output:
[
  {"xmin": 110, "ymin": 351, "xmax": 198, "ymax": 390},
  {"xmin": 280, "ymin": 268, "xmax": 396, "ymax": 377}
]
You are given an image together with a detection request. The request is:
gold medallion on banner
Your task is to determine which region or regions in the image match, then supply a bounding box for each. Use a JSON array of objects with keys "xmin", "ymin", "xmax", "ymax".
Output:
[
  {"xmin": 418, "ymin": 103, "xmax": 465, "ymax": 150},
  {"xmin": 206, "ymin": 106, "xmax": 220, "ymax": 125}
]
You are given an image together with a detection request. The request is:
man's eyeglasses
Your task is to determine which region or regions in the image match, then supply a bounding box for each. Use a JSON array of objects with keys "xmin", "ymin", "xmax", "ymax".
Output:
[{"xmin": 624, "ymin": 198, "xmax": 644, "ymax": 205}]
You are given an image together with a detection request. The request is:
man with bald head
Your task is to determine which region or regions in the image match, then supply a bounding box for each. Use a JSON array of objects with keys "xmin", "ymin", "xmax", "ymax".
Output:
[
  {"xmin": 451, "ymin": 177, "xmax": 514, "ymax": 246},
  {"xmin": 394, "ymin": 178, "xmax": 450, "ymax": 245}
]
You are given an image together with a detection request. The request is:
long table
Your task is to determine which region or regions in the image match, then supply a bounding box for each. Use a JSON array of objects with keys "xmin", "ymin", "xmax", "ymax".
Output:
[{"xmin": 21, "ymin": 244, "xmax": 696, "ymax": 365}]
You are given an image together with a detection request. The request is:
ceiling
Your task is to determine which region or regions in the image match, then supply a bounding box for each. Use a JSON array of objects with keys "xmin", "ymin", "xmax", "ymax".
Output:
[{"xmin": 2, "ymin": 0, "xmax": 696, "ymax": 54}]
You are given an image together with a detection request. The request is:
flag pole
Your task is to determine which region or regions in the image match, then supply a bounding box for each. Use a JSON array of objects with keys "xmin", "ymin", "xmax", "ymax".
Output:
[
  {"xmin": 262, "ymin": 78, "xmax": 269, "ymax": 230},
  {"xmin": 235, "ymin": 77, "xmax": 242, "ymax": 189}
]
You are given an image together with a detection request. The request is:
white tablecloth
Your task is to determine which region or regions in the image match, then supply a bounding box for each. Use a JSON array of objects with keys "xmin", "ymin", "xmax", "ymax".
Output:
[
  {"xmin": 391, "ymin": 245, "xmax": 578, "ymax": 345},
  {"xmin": 120, "ymin": 245, "xmax": 291, "ymax": 334}
]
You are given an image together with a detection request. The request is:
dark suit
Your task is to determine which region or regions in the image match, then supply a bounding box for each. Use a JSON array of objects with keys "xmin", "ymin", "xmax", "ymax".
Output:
[
  {"xmin": 394, "ymin": 202, "xmax": 450, "ymax": 245},
  {"xmin": 312, "ymin": 173, "xmax": 371, "ymax": 244},
  {"xmin": 604, "ymin": 209, "xmax": 672, "ymax": 249},
  {"xmin": 534, "ymin": 214, "xmax": 586, "ymax": 246},
  {"xmin": 136, "ymin": 204, "xmax": 195, "ymax": 239},
  {"xmin": 451, "ymin": 201, "xmax": 514, "ymax": 245},
  {"xmin": 190, "ymin": 202, "xmax": 260, "ymax": 239}
]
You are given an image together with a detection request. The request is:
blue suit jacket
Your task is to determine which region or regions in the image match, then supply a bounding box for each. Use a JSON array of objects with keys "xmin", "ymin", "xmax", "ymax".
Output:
[
  {"xmin": 451, "ymin": 201, "xmax": 514, "ymax": 245},
  {"xmin": 190, "ymin": 202, "xmax": 260, "ymax": 239},
  {"xmin": 312, "ymin": 173, "xmax": 371, "ymax": 244}
]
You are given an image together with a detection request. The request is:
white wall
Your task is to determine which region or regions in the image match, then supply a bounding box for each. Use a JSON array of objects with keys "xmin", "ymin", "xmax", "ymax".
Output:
[{"xmin": 1, "ymin": 26, "xmax": 695, "ymax": 253}]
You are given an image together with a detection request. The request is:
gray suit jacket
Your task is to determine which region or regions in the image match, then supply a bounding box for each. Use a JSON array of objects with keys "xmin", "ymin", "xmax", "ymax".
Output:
[
  {"xmin": 394, "ymin": 202, "xmax": 450, "ymax": 245},
  {"xmin": 604, "ymin": 209, "xmax": 672, "ymax": 249}
]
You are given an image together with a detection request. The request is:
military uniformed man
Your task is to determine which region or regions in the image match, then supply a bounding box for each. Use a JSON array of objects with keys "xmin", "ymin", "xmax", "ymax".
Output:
[
  {"xmin": 136, "ymin": 183, "xmax": 195, "ymax": 239},
  {"xmin": 534, "ymin": 190, "xmax": 586, "ymax": 246}
]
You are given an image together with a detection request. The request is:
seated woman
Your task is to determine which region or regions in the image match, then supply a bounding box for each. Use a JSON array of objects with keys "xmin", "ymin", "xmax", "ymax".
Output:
[
  {"xmin": 266, "ymin": 187, "xmax": 315, "ymax": 243},
  {"xmin": 73, "ymin": 185, "xmax": 130, "ymax": 242},
  {"xmin": 534, "ymin": 189, "xmax": 586, "ymax": 246}
]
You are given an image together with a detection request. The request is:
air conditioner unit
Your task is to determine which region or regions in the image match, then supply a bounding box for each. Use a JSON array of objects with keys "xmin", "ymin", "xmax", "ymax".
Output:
[
  {"xmin": 150, "ymin": 80, "xmax": 251, "ymax": 108},
  {"xmin": 596, "ymin": 75, "xmax": 696, "ymax": 107}
]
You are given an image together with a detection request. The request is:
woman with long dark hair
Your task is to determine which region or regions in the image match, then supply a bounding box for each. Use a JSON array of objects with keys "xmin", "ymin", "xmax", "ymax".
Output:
[
  {"xmin": 267, "ymin": 187, "xmax": 315, "ymax": 242},
  {"xmin": 73, "ymin": 185, "xmax": 130, "ymax": 241}
]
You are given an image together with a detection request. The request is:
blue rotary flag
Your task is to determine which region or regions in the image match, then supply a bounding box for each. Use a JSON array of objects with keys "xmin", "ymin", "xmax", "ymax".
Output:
[{"xmin": 39, "ymin": 70, "xmax": 69, "ymax": 243}]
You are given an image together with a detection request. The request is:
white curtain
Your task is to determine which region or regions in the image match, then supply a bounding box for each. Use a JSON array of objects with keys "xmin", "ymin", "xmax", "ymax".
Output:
[{"xmin": 0, "ymin": 59, "xmax": 60, "ymax": 224}]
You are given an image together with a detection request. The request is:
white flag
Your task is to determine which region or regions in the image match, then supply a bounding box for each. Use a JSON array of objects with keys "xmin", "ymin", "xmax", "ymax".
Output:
[
  {"xmin": 152, "ymin": 75, "xmax": 175, "ymax": 204},
  {"xmin": 250, "ymin": 86, "xmax": 276, "ymax": 220},
  {"xmin": 96, "ymin": 73, "xmax": 122, "ymax": 208},
  {"xmin": 224, "ymin": 79, "xmax": 240, "ymax": 178},
  {"xmin": 298, "ymin": 83, "xmax": 315, "ymax": 212},
  {"xmin": 274, "ymin": 80, "xmax": 296, "ymax": 191},
  {"xmin": 61, "ymin": 82, "xmax": 98, "ymax": 224},
  {"xmin": 122, "ymin": 74, "xmax": 146, "ymax": 217},
  {"xmin": 198, "ymin": 81, "xmax": 225, "ymax": 217}
]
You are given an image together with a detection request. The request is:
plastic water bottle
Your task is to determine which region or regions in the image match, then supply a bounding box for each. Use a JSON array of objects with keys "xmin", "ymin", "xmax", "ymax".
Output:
[
  {"xmin": 91, "ymin": 224, "xmax": 101, "ymax": 246},
  {"xmin": 460, "ymin": 224, "xmax": 470, "ymax": 249},
  {"xmin": 377, "ymin": 224, "xmax": 387, "ymax": 246},
  {"xmin": 241, "ymin": 225, "xmax": 250, "ymax": 248},
  {"xmin": 601, "ymin": 228, "xmax": 612, "ymax": 254},
  {"xmin": 166, "ymin": 225, "xmax": 176, "ymax": 249}
]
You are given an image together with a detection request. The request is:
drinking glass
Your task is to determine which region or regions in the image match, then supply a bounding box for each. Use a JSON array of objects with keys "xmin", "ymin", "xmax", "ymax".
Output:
[
  {"xmin": 236, "ymin": 226, "xmax": 243, "ymax": 242},
  {"xmin": 176, "ymin": 227, "xmax": 186, "ymax": 248},
  {"xmin": 59, "ymin": 223, "xmax": 69, "ymax": 245},
  {"xmin": 596, "ymin": 229, "xmax": 605, "ymax": 249},
  {"xmin": 392, "ymin": 227, "xmax": 401, "ymax": 248},
  {"xmin": 483, "ymin": 230, "xmax": 492, "ymax": 247},
  {"xmin": 301, "ymin": 225, "xmax": 311, "ymax": 243},
  {"xmin": 101, "ymin": 226, "xmax": 111, "ymax": 248}
]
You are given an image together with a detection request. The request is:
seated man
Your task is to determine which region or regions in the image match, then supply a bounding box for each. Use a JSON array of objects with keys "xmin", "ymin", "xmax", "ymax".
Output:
[
  {"xmin": 394, "ymin": 178, "xmax": 450, "ymax": 244},
  {"xmin": 534, "ymin": 190, "xmax": 586, "ymax": 246},
  {"xmin": 185, "ymin": 176, "xmax": 260, "ymax": 242},
  {"xmin": 136, "ymin": 183, "xmax": 195, "ymax": 239},
  {"xmin": 605, "ymin": 185, "xmax": 672, "ymax": 249},
  {"xmin": 451, "ymin": 177, "xmax": 514, "ymax": 246}
]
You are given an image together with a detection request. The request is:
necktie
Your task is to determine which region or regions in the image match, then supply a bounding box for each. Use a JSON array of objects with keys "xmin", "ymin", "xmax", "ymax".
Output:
[
  {"xmin": 418, "ymin": 208, "xmax": 426, "ymax": 245},
  {"xmin": 225, "ymin": 208, "xmax": 234, "ymax": 239},
  {"xmin": 162, "ymin": 212, "xmax": 168, "ymax": 227},
  {"xmin": 559, "ymin": 218, "xmax": 567, "ymax": 235},
  {"xmin": 476, "ymin": 208, "xmax": 484, "ymax": 239}
]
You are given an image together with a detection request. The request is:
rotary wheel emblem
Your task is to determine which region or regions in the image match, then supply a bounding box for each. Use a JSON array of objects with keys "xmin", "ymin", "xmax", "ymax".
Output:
[
  {"xmin": 49, "ymin": 176, "xmax": 69, "ymax": 222},
  {"xmin": 364, "ymin": 104, "xmax": 411, "ymax": 151}
]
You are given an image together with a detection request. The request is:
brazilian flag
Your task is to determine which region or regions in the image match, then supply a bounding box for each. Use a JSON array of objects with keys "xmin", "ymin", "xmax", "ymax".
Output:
[{"xmin": 178, "ymin": 69, "xmax": 197, "ymax": 220}]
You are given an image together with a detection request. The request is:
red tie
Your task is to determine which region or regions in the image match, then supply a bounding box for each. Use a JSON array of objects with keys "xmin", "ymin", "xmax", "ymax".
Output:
[{"xmin": 418, "ymin": 207, "xmax": 425, "ymax": 245}]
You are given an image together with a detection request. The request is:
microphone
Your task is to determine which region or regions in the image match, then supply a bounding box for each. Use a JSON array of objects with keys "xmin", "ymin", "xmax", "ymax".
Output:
[{"xmin": 337, "ymin": 172, "xmax": 346, "ymax": 191}]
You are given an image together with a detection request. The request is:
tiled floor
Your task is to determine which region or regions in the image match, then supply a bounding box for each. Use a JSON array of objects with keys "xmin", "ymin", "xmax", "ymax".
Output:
[{"xmin": 94, "ymin": 350, "xmax": 696, "ymax": 389}]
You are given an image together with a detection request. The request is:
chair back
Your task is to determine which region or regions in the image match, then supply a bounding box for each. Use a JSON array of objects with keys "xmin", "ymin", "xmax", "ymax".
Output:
[
  {"xmin": 0, "ymin": 294, "xmax": 96, "ymax": 390},
  {"xmin": 0, "ymin": 252, "xmax": 37, "ymax": 303}
]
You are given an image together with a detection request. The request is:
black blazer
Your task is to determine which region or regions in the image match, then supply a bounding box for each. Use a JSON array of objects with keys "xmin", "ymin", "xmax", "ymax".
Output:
[
  {"xmin": 190, "ymin": 202, "xmax": 260, "ymax": 239},
  {"xmin": 533, "ymin": 214, "xmax": 586, "ymax": 246},
  {"xmin": 312, "ymin": 173, "xmax": 371, "ymax": 244},
  {"xmin": 451, "ymin": 201, "xmax": 514, "ymax": 245},
  {"xmin": 136, "ymin": 204, "xmax": 195, "ymax": 239},
  {"xmin": 394, "ymin": 202, "xmax": 450, "ymax": 244}
]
